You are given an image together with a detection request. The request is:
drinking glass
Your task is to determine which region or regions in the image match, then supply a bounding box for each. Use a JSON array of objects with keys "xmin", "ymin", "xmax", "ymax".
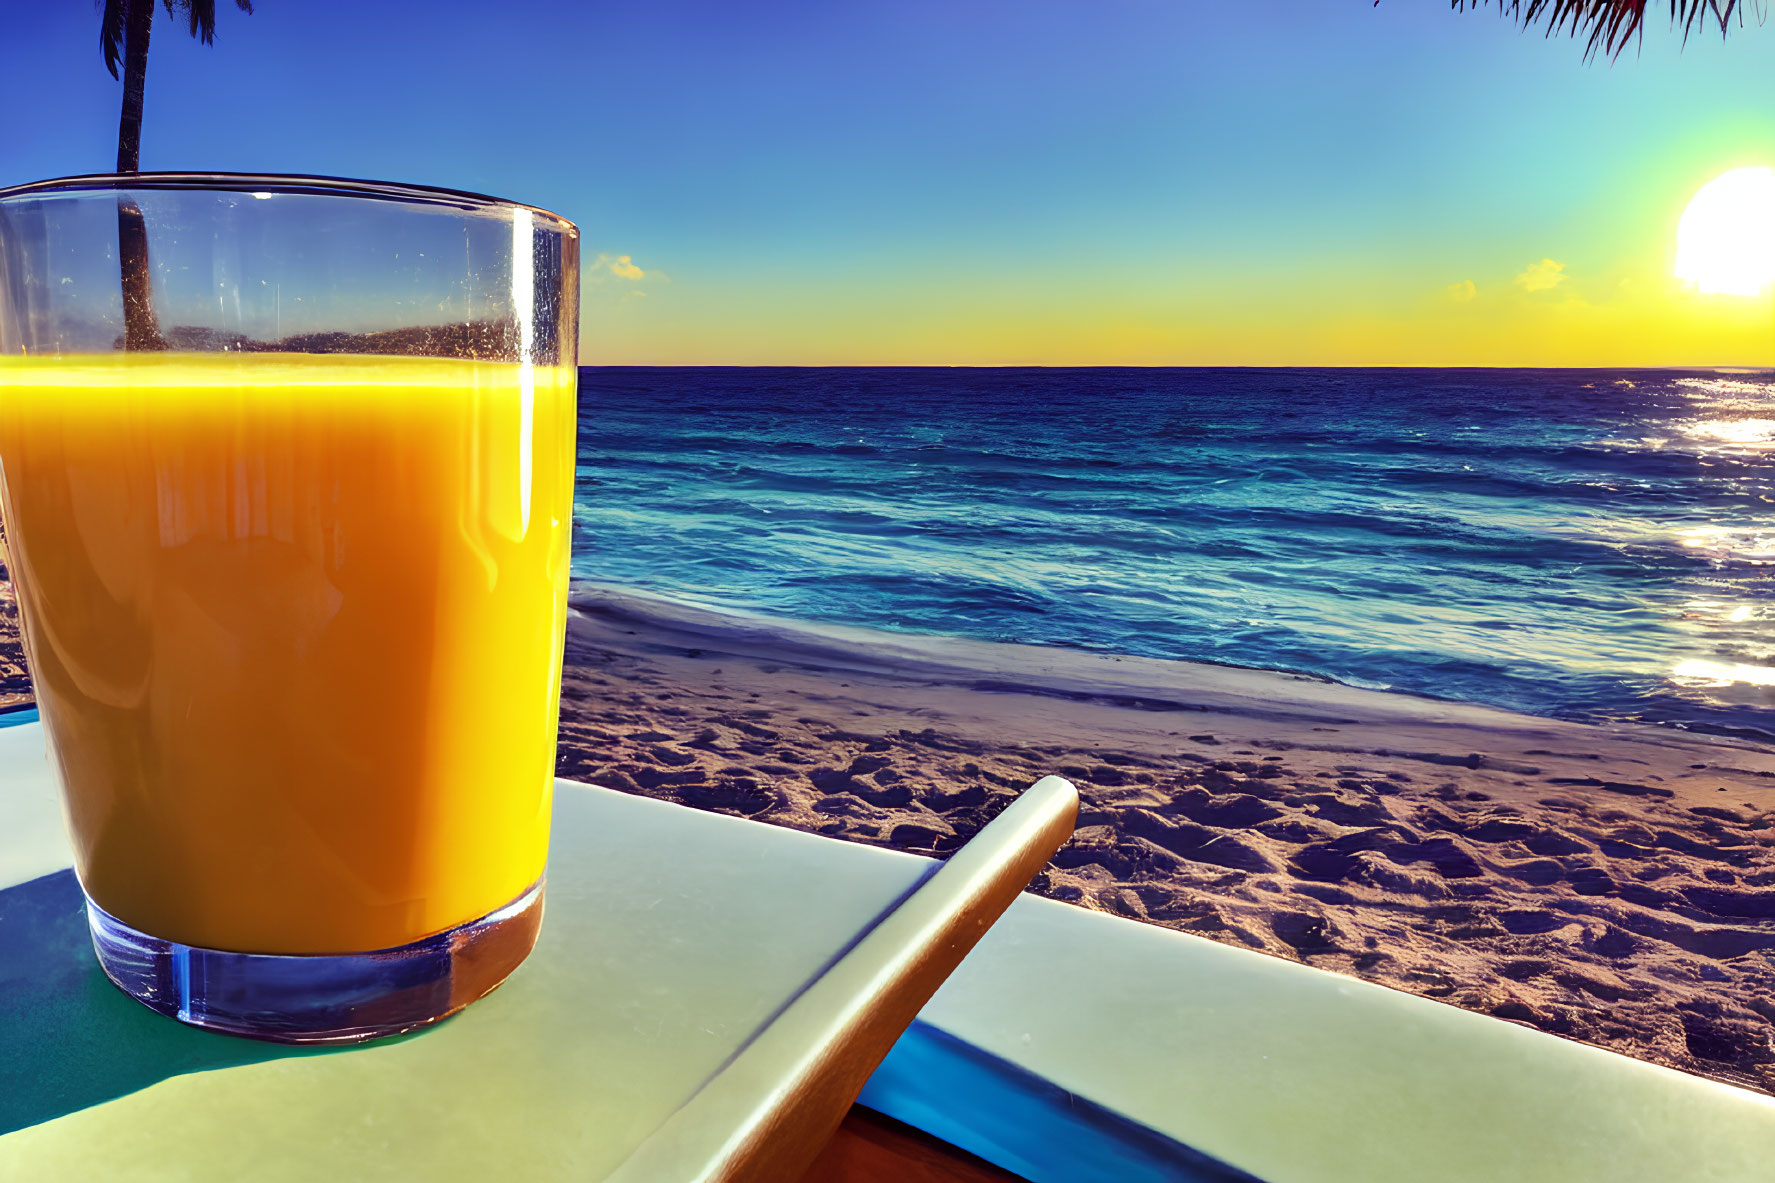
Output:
[{"xmin": 0, "ymin": 174, "xmax": 579, "ymax": 1042}]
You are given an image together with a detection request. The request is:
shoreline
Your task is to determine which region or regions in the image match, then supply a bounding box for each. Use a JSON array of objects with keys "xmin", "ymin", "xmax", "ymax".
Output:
[
  {"xmin": 561, "ymin": 579, "xmax": 1774, "ymax": 749},
  {"xmin": 569, "ymin": 580, "xmax": 1775, "ymax": 765}
]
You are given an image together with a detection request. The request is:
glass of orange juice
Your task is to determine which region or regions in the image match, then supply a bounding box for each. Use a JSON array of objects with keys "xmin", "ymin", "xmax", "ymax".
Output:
[{"xmin": 0, "ymin": 175, "xmax": 578, "ymax": 1042}]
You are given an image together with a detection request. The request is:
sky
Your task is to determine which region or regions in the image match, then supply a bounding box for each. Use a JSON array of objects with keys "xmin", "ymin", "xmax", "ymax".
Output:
[{"xmin": 5, "ymin": 0, "xmax": 1775, "ymax": 367}]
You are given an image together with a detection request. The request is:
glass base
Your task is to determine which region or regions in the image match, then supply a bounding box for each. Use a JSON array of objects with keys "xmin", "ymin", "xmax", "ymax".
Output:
[{"xmin": 86, "ymin": 879, "xmax": 545, "ymax": 1044}]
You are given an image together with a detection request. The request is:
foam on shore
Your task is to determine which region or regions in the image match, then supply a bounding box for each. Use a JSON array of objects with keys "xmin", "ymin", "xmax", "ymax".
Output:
[{"xmin": 568, "ymin": 581, "xmax": 1773, "ymax": 783}]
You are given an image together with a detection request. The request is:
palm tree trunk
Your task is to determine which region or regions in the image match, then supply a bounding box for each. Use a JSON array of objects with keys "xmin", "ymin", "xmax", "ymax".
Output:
[
  {"xmin": 116, "ymin": 0, "xmax": 163, "ymax": 350},
  {"xmin": 115, "ymin": 0, "xmax": 151, "ymax": 173}
]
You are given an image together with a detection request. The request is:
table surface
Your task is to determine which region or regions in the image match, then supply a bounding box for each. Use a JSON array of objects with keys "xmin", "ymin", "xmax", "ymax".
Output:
[
  {"xmin": 0, "ymin": 718, "xmax": 1078, "ymax": 1182},
  {"xmin": 4, "ymin": 717, "xmax": 1774, "ymax": 1182}
]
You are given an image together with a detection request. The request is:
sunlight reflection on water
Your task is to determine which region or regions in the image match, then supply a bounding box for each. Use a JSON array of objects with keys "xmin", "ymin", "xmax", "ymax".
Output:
[
  {"xmin": 1672, "ymin": 659, "xmax": 1775, "ymax": 688},
  {"xmin": 1682, "ymin": 418, "xmax": 1775, "ymax": 448},
  {"xmin": 1661, "ymin": 376, "xmax": 1774, "ymax": 707}
]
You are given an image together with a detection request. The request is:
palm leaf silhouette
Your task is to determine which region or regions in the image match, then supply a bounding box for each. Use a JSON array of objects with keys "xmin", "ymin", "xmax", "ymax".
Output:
[{"xmin": 1449, "ymin": 1, "xmax": 1747, "ymax": 60}]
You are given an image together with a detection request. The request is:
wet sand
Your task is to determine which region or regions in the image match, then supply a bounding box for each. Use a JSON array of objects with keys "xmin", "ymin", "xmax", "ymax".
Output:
[{"xmin": 2, "ymin": 578, "xmax": 1770, "ymax": 1094}]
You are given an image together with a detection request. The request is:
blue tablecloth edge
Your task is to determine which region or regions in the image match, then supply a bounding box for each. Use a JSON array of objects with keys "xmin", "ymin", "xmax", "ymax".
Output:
[{"xmin": 0, "ymin": 705, "xmax": 40, "ymax": 729}]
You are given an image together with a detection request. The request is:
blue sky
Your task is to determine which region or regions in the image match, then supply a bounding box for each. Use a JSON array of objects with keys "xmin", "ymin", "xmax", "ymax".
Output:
[{"xmin": 6, "ymin": 1, "xmax": 1775, "ymax": 364}]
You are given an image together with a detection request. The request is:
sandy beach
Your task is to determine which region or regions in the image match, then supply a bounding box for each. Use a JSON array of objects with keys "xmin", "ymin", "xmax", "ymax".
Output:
[
  {"xmin": 0, "ymin": 545, "xmax": 27, "ymax": 713},
  {"xmin": 2, "ymin": 577, "xmax": 1770, "ymax": 1094},
  {"xmin": 552, "ymin": 586, "xmax": 1775, "ymax": 1096}
]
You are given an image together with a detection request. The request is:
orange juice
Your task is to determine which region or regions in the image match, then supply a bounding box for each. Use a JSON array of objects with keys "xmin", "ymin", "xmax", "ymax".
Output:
[{"xmin": 0, "ymin": 352, "xmax": 576, "ymax": 954}]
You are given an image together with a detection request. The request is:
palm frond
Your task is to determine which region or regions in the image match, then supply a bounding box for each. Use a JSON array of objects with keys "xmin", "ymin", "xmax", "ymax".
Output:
[
  {"xmin": 1449, "ymin": 1, "xmax": 1747, "ymax": 60},
  {"xmin": 158, "ymin": 0, "xmax": 253, "ymax": 46},
  {"xmin": 99, "ymin": 0, "xmax": 126, "ymax": 79}
]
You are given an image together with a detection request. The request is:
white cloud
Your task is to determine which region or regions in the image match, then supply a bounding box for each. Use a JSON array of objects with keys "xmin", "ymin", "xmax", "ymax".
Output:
[
  {"xmin": 590, "ymin": 252, "xmax": 653, "ymax": 281},
  {"xmin": 1446, "ymin": 279, "xmax": 1477, "ymax": 302},
  {"xmin": 1515, "ymin": 258, "xmax": 1566, "ymax": 292}
]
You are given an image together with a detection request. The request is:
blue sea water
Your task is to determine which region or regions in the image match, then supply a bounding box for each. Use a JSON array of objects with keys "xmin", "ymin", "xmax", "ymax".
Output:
[{"xmin": 572, "ymin": 368, "xmax": 1775, "ymax": 744}]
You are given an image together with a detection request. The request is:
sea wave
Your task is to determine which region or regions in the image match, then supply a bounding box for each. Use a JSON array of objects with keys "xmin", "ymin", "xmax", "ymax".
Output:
[{"xmin": 573, "ymin": 366, "xmax": 1775, "ymax": 744}]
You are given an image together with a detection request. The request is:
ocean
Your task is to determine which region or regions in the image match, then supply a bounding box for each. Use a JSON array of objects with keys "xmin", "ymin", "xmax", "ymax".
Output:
[{"xmin": 572, "ymin": 367, "xmax": 1774, "ymax": 744}]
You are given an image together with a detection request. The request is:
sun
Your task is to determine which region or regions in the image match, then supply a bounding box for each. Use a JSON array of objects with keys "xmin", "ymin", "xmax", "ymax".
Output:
[{"xmin": 1674, "ymin": 167, "xmax": 1775, "ymax": 297}]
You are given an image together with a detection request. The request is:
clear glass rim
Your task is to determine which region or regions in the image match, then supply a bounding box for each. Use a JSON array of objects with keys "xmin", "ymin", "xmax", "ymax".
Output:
[{"xmin": 0, "ymin": 171, "xmax": 577, "ymax": 235}]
